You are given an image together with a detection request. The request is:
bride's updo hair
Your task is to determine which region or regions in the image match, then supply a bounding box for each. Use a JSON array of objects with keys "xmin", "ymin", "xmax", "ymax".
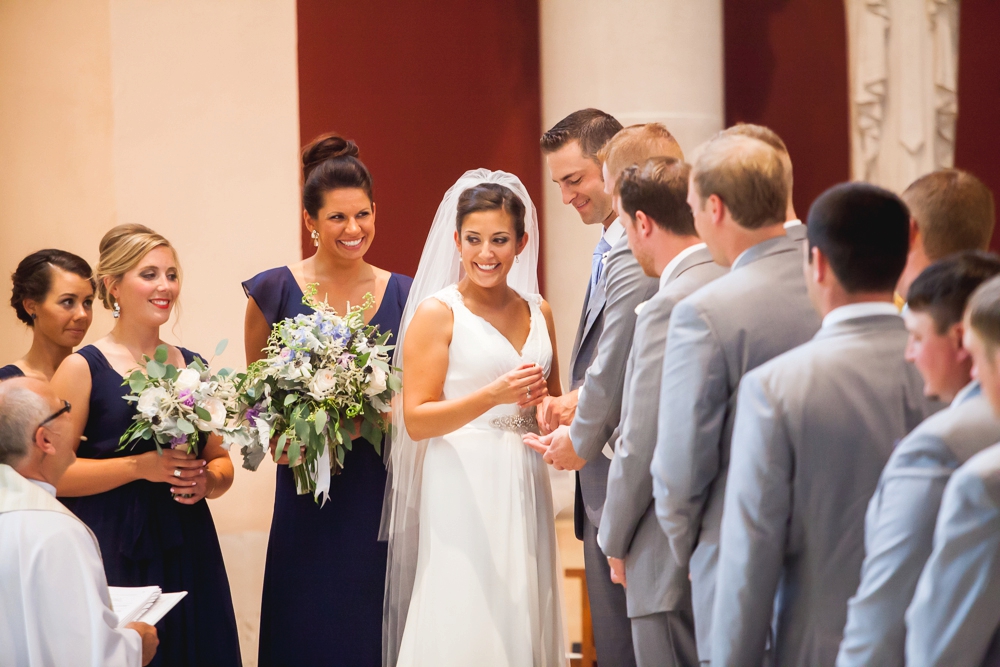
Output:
[
  {"xmin": 95, "ymin": 224, "xmax": 180, "ymax": 311},
  {"xmin": 456, "ymin": 184, "xmax": 526, "ymax": 240},
  {"xmin": 301, "ymin": 133, "xmax": 374, "ymax": 218}
]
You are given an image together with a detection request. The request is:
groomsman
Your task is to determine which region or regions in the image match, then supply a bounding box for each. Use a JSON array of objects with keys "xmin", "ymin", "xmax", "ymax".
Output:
[
  {"xmin": 838, "ymin": 252, "xmax": 1000, "ymax": 667},
  {"xmin": 718, "ymin": 123, "xmax": 805, "ymax": 242},
  {"xmin": 650, "ymin": 132, "xmax": 820, "ymax": 663},
  {"xmin": 530, "ymin": 110, "xmax": 633, "ymax": 666},
  {"xmin": 905, "ymin": 276, "xmax": 1000, "ymax": 666},
  {"xmin": 895, "ymin": 168, "xmax": 995, "ymax": 301},
  {"xmin": 598, "ymin": 156, "xmax": 725, "ymax": 667},
  {"xmin": 711, "ymin": 183, "xmax": 937, "ymax": 667}
]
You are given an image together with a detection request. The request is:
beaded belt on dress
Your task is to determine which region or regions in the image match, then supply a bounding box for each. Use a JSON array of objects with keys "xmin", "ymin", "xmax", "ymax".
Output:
[{"xmin": 489, "ymin": 412, "xmax": 540, "ymax": 435}]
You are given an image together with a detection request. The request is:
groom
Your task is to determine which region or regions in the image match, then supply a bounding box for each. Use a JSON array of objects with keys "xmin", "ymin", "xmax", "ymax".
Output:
[{"xmin": 529, "ymin": 110, "xmax": 662, "ymax": 667}]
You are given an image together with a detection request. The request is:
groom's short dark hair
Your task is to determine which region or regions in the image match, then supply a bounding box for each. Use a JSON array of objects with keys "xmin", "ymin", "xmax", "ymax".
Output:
[{"xmin": 540, "ymin": 109, "xmax": 623, "ymax": 162}]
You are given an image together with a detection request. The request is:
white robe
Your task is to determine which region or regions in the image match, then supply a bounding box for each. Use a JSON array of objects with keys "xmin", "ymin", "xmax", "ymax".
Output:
[{"xmin": 0, "ymin": 463, "xmax": 142, "ymax": 667}]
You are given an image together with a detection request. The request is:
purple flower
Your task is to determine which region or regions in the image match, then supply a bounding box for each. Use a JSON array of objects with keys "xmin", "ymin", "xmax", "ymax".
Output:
[
  {"xmin": 279, "ymin": 347, "xmax": 294, "ymax": 363},
  {"xmin": 170, "ymin": 435, "xmax": 188, "ymax": 446},
  {"xmin": 244, "ymin": 406, "xmax": 260, "ymax": 421},
  {"xmin": 178, "ymin": 389, "xmax": 196, "ymax": 407},
  {"xmin": 337, "ymin": 352, "xmax": 356, "ymax": 368}
]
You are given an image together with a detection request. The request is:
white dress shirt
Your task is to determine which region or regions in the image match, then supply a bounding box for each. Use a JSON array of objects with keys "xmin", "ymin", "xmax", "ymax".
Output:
[
  {"xmin": 822, "ymin": 301, "xmax": 900, "ymax": 329},
  {"xmin": 0, "ymin": 467, "xmax": 142, "ymax": 667}
]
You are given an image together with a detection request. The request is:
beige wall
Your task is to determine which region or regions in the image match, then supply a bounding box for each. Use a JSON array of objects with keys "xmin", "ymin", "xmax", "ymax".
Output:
[{"xmin": 1, "ymin": 2, "xmax": 300, "ymax": 664}]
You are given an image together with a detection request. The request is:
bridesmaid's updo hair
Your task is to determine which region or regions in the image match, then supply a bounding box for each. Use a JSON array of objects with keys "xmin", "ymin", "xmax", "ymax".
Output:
[
  {"xmin": 301, "ymin": 133, "xmax": 374, "ymax": 218},
  {"xmin": 95, "ymin": 224, "xmax": 180, "ymax": 311},
  {"xmin": 10, "ymin": 250, "xmax": 95, "ymax": 326},
  {"xmin": 456, "ymin": 184, "xmax": 526, "ymax": 240}
]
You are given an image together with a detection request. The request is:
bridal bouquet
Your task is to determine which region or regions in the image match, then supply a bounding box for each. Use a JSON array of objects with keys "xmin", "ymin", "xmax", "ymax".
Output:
[
  {"xmin": 118, "ymin": 341, "xmax": 244, "ymax": 455},
  {"xmin": 234, "ymin": 285, "xmax": 399, "ymax": 503}
]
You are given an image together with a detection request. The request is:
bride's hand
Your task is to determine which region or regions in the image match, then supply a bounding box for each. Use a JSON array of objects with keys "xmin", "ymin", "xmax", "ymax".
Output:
[{"xmin": 489, "ymin": 363, "xmax": 548, "ymax": 408}]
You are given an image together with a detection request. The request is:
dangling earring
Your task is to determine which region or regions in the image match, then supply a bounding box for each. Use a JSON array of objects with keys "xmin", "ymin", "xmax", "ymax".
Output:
[
  {"xmin": 311, "ymin": 230, "xmax": 320, "ymax": 247},
  {"xmin": 515, "ymin": 255, "xmax": 520, "ymax": 264},
  {"xmin": 113, "ymin": 301, "xmax": 121, "ymax": 319}
]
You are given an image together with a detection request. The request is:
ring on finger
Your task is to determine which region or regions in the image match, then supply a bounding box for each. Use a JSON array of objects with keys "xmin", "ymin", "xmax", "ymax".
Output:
[
  {"xmin": 173, "ymin": 468, "xmax": 182, "ymax": 478},
  {"xmin": 527, "ymin": 387, "xmax": 532, "ymax": 399}
]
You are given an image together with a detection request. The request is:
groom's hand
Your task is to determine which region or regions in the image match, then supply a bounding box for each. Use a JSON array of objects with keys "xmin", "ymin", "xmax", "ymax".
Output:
[
  {"xmin": 537, "ymin": 390, "xmax": 578, "ymax": 434},
  {"xmin": 608, "ymin": 557, "xmax": 627, "ymax": 588},
  {"xmin": 523, "ymin": 425, "xmax": 586, "ymax": 471}
]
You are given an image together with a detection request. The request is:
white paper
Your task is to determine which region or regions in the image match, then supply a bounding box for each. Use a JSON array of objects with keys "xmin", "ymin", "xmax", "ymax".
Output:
[
  {"xmin": 109, "ymin": 586, "xmax": 160, "ymax": 628},
  {"xmin": 138, "ymin": 591, "xmax": 187, "ymax": 626}
]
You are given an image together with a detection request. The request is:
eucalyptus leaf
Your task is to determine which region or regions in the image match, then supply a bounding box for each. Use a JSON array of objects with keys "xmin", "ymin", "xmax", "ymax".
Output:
[
  {"xmin": 315, "ymin": 409, "xmax": 327, "ymax": 434},
  {"xmin": 294, "ymin": 418, "xmax": 311, "ymax": 443},
  {"xmin": 336, "ymin": 445, "xmax": 345, "ymax": 467},
  {"xmin": 214, "ymin": 339, "xmax": 229, "ymax": 356},
  {"xmin": 176, "ymin": 418, "xmax": 195, "ymax": 434},
  {"xmin": 128, "ymin": 371, "xmax": 147, "ymax": 393},
  {"xmin": 386, "ymin": 374, "xmax": 402, "ymax": 393},
  {"xmin": 288, "ymin": 440, "xmax": 301, "ymax": 466},
  {"xmin": 165, "ymin": 365, "xmax": 179, "ymax": 381},
  {"xmin": 372, "ymin": 439, "xmax": 382, "ymax": 456},
  {"xmin": 154, "ymin": 345, "xmax": 169, "ymax": 364},
  {"xmin": 284, "ymin": 394, "xmax": 297, "ymax": 407},
  {"xmin": 370, "ymin": 359, "xmax": 390, "ymax": 373},
  {"xmin": 146, "ymin": 360, "xmax": 166, "ymax": 379},
  {"xmin": 376, "ymin": 331, "xmax": 391, "ymax": 346},
  {"xmin": 361, "ymin": 419, "xmax": 381, "ymax": 444},
  {"xmin": 195, "ymin": 406, "xmax": 212, "ymax": 421},
  {"xmin": 274, "ymin": 433, "xmax": 288, "ymax": 461}
]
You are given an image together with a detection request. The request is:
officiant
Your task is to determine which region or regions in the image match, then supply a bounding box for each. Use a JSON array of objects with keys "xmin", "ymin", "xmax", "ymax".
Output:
[{"xmin": 0, "ymin": 377, "xmax": 158, "ymax": 666}]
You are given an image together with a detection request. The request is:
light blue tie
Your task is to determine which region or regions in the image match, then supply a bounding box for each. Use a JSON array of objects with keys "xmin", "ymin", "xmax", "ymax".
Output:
[{"xmin": 591, "ymin": 235, "xmax": 612, "ymax": 293}]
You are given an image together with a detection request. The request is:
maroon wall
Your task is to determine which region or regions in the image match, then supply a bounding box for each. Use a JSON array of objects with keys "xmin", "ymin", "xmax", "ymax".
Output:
[
  {"xmin": 954, "ymin": 0, "xmax": 1000, "ymax": 251},
  {"xmin": 723, "ymin": 0, "xmax": 851, "ymax": 218},
  {"xmin": 296, "ymin": 0, "xmax": 543, "ymax": 281}
]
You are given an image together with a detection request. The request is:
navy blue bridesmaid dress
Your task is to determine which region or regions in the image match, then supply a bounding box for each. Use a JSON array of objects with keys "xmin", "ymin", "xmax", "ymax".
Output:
[
  {"xmin": 0, "ymin": 364, "xmax": 25, "ymax": 380},
  {"xmin": 62, "ymin": 345, "xmax": 241, "ymax": 667},
  {"xmin": 243, "ymin": 266, "xmax": 411, "ymax": 667}
]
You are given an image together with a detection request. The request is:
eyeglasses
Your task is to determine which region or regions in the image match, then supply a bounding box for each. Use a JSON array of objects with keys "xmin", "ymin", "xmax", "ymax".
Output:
[{"xmin": 38, "ymin": 400, "xmax": 71, "ymax": 430}]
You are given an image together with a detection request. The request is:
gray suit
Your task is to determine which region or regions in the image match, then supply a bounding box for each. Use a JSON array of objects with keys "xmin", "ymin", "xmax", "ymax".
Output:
[
  {"xmin": 570, "ymin": 234, "xmax": 659, "ymax": 666},
  {"xmin": 600, "ymin": 246, "xmax": 726, "ymax": 667},
  {"xmin": 711, "ymin": 313, "xmax": 937, "ymax": 667},
  {"xmin": 838, "ymin": 384, "xmax": 997, "ymax": 667},
  {"xmin": 651, "ymin": 234, "xmax": 820, "ymax": 661},
  {"xmin": 905, "ymin": 441, "xmax": 1000, "ymax": 666}
]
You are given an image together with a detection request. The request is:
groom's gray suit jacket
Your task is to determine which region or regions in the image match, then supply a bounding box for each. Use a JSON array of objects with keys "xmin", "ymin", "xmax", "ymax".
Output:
[
  {"xmin": 905, "ymin": 442, "xmax": 1000, "ymax": 667},
  {"xmin": 569, "ymin": 235, "xmax": 659, "ymax": 536},
  {"xmin": 838, "ymin": 384, "xmax": 996, "ymax": 667},
  {"xmin": 650, "ymin": 233, "xmax": 821, "ymax": 661},
  {"xmin": 599, "ymin": 246, "xmax": 725, "ymax": 619},
  {"xmin": 711, "ymin": 313, "xmax": 937, "ymax": 667}
]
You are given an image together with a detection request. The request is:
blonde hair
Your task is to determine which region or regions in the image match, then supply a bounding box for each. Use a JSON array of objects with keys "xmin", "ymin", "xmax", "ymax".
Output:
[
  {"xmin": 598, "ymin": 123, "xmax": 684, "ymax": 187},
  {"xmin": 902, "ymin": 169, "xmax": 996, "ymax": 261},
  {"xmin": 692, "ymin": 134, "xmax": 786, "ymax": 230},
  {"xmin": 95, "ymin": 224, "xmax": 180, "ymax": 310},
  {"xmin": 720, "ymin": 123, "xmax": 793, "ymax": 194}
]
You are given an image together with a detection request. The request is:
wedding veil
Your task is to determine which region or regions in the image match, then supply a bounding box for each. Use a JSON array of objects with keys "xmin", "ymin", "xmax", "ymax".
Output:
[{"xmin": 380, "ymin": 169, "xmax": 540, "ymax": 665}]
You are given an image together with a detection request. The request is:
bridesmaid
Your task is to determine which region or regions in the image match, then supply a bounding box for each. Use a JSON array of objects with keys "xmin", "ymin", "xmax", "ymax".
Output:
[
  {"xmin": 51, "ymin": 224, "xmax": 242, "ymax": 667},
  {"xmin": 1, "ymin": 249, "xmax": 95, "ymax": 380},
  {"xmin": 243, "ymin": 133, "xmax": 412, "ymax": 667}
]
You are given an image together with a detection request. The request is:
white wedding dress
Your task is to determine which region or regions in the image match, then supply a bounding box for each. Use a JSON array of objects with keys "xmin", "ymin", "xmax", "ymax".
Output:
[{"xmin": 395, "ymin": 285, "xmax": 565, "ymax": 667}]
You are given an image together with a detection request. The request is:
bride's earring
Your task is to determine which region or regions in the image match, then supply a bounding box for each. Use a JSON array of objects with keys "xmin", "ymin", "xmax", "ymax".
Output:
[
  {"xmin": 311, "ymin": 230, "xmax": 320, "ymax": 247},
  {"xmin": 515, "ymin": 255, "xmax": 520, "ymax": 264},
  {"xmin": 112, "ymin": 301, "xmax": 121, "ymax": 319}
]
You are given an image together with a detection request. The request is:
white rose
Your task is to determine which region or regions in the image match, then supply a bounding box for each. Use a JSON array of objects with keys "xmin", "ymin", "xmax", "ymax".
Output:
[
  {"xmin": 194, "ymin": 397, "xmax": 226, "ymax": 431},
  {"xmin": 136, "ymin": 386, "xmax": 169, "ymax": 418},
  {"xmin": 364, "ymin": 366, "xmax": 387, "ymax": 397},
  {"xmin": 175, "ymin": 368, "xmax": 202, "ymax": 392},
  {"xmin": 310, "ymin": 368, "xmax": 338, "ymax": 397}
]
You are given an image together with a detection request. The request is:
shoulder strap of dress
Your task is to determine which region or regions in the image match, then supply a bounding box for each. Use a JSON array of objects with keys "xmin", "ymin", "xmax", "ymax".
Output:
[{"xmin": 429, "ymin": 284, "xmax": 463, "ymax": 311}]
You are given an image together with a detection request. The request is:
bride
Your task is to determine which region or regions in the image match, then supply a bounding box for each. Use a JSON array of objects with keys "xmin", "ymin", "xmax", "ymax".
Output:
[{"xmin": 382, "ymin": 170, "xmax": 566, "ymax": 666}]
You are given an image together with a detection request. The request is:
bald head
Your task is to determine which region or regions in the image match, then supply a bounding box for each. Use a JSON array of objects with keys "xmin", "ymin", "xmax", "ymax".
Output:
[
  {"xmin": 0, "ymin": 378, "xmax": 56, "ymax": 467},
  {"xmin": 692, "ymin": 134, "xmax": 787, "ymax": 229}
]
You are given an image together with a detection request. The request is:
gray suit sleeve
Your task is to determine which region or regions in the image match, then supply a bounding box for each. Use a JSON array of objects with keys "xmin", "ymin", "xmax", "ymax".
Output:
[
  {"xmin": 651, "ymin": 296, "xmax": 728, "ymax": 565},
  {"xmin": 599, "ymin": 306, "xmax": 668, "ymax": 558},
  {"xmin": 570, "ymin": 244, "xmax": 657, "ymax": 461},
  {"xmin": 837, "ymin": 441, "xmax": 953, "ymax": 667},
  {"xmin": 710, "ymin": 370, "xmax": 790, "ymax": 667},
  {"xmin": 905, "ymin": 456, "xmax": 1000, "ymax": 667}
]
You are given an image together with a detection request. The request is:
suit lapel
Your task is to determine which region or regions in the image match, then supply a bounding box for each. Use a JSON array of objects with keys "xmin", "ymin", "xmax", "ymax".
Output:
[
  {"xmin": 581, "ymin": 272, "xmax": 607, "ymax": 345},
  {"xmin": 569, "ymin": 279, "xmax": 593, "ymax": 371}
]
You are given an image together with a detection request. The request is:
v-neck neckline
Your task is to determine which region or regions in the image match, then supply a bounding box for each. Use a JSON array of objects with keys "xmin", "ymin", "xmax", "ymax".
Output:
[
  {"xmin": 452, "ymin": 286, "xmax": 534, "ymax": 358},
  {"xmin": 282, "ymin": 265, "xmax": 392, "ymax": 326}
]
